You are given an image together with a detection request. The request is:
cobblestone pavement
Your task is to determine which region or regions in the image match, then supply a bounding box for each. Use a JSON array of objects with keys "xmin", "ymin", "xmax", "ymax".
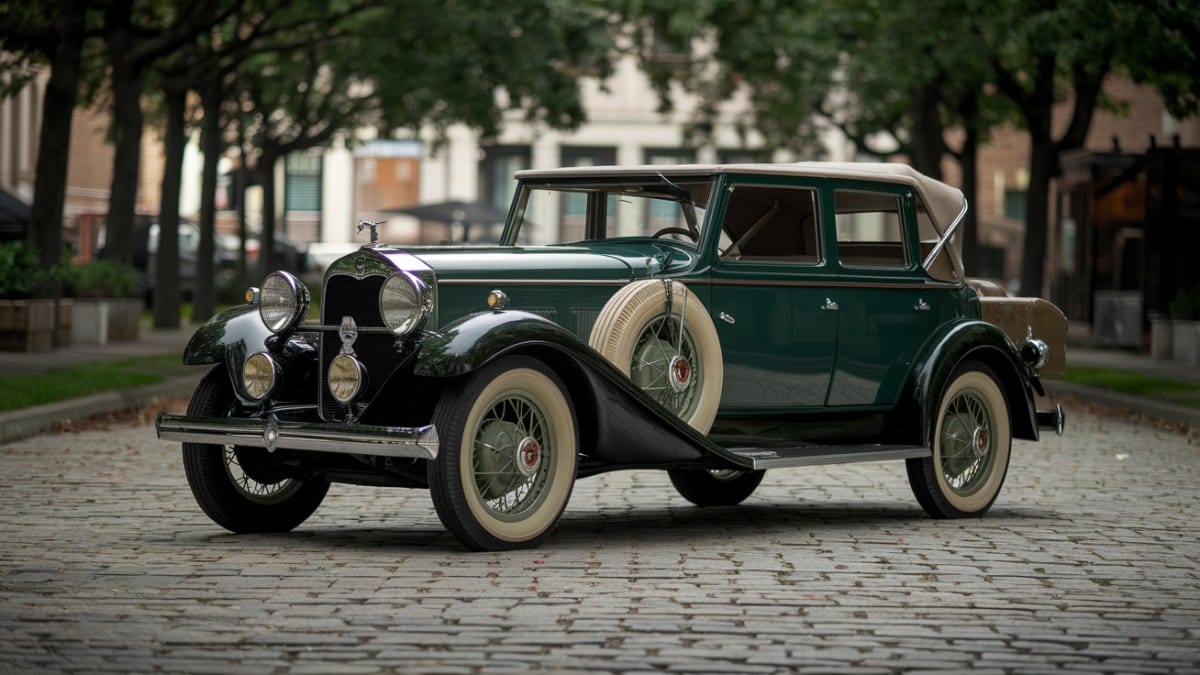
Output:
[{"xmin": 1, "ymin": 408, "xmax": 1197, "ymax": 674}]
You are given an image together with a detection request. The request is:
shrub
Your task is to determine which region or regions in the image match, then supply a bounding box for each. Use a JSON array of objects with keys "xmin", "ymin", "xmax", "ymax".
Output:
[
  {"xmin": 0, "ymin": 241, "xmax": 58, "ymax": 299},
  {"xmin": 62, "ymin": 260, "xmax": 137, "ymax": 299}
]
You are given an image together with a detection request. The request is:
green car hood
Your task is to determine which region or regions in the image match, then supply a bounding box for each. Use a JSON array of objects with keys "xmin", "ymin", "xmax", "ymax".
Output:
[{"xmin": 375, "ymin": 243, "xmax": 675, "ymax": 282}]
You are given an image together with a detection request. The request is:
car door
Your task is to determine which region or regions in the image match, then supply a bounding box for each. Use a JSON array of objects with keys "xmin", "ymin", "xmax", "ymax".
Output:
[
  {"xmin": 708, "ymin": 180, "xmax": 838, "ymax": 412},
  {"xmin": 826, "ymin": 184, "xmax": 947, "ymax": 408}
]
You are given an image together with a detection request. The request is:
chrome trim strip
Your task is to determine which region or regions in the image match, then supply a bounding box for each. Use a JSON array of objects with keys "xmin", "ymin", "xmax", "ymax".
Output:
[
  {"xmin": 922, "ymin": 197, "xmax": 969, "ymax": 270},
  {"xmin": 437, "ymin": 278, "xmax": 630, "ymax": 286},
  {"xmin": 713, "ymin": 279, "xmax": 937, "ymax": 290},
  {"xmin": 299, "ymin": 323, "xmax": 396, "ymax": 334},
  {"xmin": 156, "ymin": 413, "xmax": 440, "ymax": 460},
  {"xmin": 728, "ymin": 444, "xmax": 929, "ymax": 470}
]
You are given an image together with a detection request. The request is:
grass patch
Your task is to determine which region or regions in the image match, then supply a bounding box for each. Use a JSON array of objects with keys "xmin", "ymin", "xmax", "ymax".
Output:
[
  {"xmin": 0, "ymin": 354, "xmax": 193, "ymax": 413},
  {"xmin": 1064, "ymin": 366, "xmax": 1200, "ymax": 410}
]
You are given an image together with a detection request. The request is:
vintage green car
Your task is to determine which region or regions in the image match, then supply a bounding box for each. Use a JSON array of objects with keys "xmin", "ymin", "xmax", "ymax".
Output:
[{"xmin": 157, "ymin": 162, "xmax": 1067, "ymax": 551}]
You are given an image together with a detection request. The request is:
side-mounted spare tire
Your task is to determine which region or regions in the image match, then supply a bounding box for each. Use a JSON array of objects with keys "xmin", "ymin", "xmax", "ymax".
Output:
[{"xmin": 588, "ymin": 279, "xmax": 723, "ymax": 434}]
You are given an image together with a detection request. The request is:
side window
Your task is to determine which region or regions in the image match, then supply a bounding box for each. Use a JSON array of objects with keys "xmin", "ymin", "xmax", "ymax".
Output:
[
  {"xmin": 834, "ymin": 189, "xmax": 907, "ymax": 268},
  {"xmin": 719, "ymin": 185, "xmax": 820, "ymax": 263}
]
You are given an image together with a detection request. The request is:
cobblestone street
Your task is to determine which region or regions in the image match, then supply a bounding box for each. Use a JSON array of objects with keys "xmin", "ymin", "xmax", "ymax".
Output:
[{"xmin": 1, "ymin": 407, "xmax": 1197, "ymax": 673}]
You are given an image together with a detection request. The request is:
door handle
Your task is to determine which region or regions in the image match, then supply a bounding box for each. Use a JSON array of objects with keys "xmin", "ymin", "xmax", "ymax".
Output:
[
  {"xmin": 821, "ymin": 297, "xmax": 839, "ymax": 311},
  {"xmin": 718, "ymin": 311, "xmax": 736, "ymax": 325},
  {"xmin": 914, "ymin": 298, "xmax": 931, "ymax": 311}
]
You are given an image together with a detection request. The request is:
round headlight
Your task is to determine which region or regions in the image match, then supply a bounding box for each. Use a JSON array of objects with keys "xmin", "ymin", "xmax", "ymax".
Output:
[
  {"xmin": 379, "ymin": 271, "xmax": 431, "ymax": 335},
  {"xmin": 242, "ymin": 352, "xmax": 278, "ymax": 401},
  {"xmin": 259, "ymin": 271, "xmax": 309, "ymax": 334},
  {"xmin": 328, "ymin": 354, "xmax": 366, "ymax": 403}
]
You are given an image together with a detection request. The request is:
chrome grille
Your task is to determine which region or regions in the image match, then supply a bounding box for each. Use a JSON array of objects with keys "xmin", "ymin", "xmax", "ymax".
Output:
[{"xmin": 320, "ymin": 274, "xmax": 392, "ymax": 420}]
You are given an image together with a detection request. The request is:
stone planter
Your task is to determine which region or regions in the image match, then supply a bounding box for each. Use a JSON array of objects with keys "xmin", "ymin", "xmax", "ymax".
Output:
[
  {"xmin": 1170, "ymin": 319, "xmax": 1200, "ymax": 366},
  {"xmin": 1149, "ymin": 314, "xmax": 1173, "ymax": 360},
  {"xmin": 71, "ymin": 298, "xmax": 141, "ymax": 345},
  {"xmin": 55, "ymin": 298, "xmax": 73, "ymax": 348},
  {"xmin": 0, "ymin": 299, "xmax": 55, "ymax": 352}
]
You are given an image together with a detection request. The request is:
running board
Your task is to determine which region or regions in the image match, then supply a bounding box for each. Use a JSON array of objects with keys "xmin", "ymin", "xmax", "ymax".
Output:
[{"xmin": 725, "ymin": 444, "xmax": 930, "ymax": 470}]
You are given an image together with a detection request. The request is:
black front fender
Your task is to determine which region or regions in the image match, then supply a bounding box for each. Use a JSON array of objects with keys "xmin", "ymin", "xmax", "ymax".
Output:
[
  {"xmin": 181, "ymin": 304, "xmax": 318, "ymax": 406},
  {"xmin": 413, "ymin": 310, "xmax": 744, "ymax": 468}
]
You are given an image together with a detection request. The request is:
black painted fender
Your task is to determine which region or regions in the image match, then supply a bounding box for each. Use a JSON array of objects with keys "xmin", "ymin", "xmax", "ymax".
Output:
[
  {"xmin": 892, "ymin": 319, "xmax": 1039, "ymax": 446},
  {"xmin": 181, "ymin": 304, "xmax": 318, "ymax": 406},
  {"xmin": 413, "ymin": 310, "xmax": 740, "ymax": 468}
]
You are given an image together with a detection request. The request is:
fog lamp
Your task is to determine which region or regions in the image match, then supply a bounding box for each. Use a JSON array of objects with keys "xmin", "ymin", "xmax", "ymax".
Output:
[
  {"xmin": 328, "ymin": 354, "xmax": 367, "ymax": 404},
  {"xmin": 242, "ymin": 352, "xmax": 279, "ymax": 401}
]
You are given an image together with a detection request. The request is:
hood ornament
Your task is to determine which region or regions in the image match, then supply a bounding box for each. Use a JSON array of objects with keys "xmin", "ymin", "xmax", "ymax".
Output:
[
  {"xmin": 357, "ymin": 219, "xmax": 381, "ymax": 245},
  {"xmin": 339, "ymin": 316, "xmax": 359, "ymax": 356}
]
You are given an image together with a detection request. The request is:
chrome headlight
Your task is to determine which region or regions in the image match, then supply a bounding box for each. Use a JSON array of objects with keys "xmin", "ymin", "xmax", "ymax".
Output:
[
  {"xmin": 328, "ymin": 354, "xmax": 366, "ymax": 403},
  {"xmin": 379, "ymin": 271, "xmax": 432, "ymax": 335},
  {"xmin": 242, "ymin": 352, "xmax": 279, "ymax": 401},
  {"xmin": 1020, "ymin": 337, "xmax": 1050, "ymax": 371},
  {"xmin": 259, "ymin": 271, "xmax": 309, "ymax": 334}
]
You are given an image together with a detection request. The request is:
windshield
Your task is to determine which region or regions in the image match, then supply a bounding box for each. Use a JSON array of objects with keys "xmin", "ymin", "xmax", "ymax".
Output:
[{"xmin": 503, "ymin": 175, "xmax": 716, "ymax": 246}]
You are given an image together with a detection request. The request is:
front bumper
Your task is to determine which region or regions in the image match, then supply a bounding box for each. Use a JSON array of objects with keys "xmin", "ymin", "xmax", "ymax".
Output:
[{"xmin": 156, "ymin": 412, "xmax": 439, "ymax": 460}]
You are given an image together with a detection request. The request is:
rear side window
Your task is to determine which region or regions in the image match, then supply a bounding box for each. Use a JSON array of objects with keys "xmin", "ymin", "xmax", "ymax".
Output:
[{"xmin": 834, "ymin": 190, "xmax": 907, "ymax": 268}]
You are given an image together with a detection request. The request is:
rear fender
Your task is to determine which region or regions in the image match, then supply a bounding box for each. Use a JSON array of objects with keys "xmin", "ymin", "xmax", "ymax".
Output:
[{"xmin": 890, "ymin": 319, "xmax": 1039, "ymax": 446}]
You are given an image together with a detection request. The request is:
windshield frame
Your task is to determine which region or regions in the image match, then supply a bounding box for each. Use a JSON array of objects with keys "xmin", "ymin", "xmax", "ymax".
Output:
[{"xmin": 500, "ymin": 174, "xmax": 719, "ymax": 247}]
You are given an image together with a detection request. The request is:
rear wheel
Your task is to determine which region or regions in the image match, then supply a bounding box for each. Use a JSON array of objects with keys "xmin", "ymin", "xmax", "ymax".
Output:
[
  {"xmin": 907, "ymin": 362, "xmax": 1012, "ymax": 518},
  {"xmin": 668, "ymin": 468, "xmax": 765, "ymax": 507},
  {"xmin": 182, "ymin": 367, "xmax": 329, "ymax": 533},
  {"xmin": 428, "ymin": 356, "xmax": 578, "ymax": 551}
]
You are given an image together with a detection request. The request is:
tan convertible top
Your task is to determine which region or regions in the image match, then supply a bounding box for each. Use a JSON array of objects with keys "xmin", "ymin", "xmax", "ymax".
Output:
[{"xmin": 516, "ymin": 161, "xmax": 966, "ymax": 235}]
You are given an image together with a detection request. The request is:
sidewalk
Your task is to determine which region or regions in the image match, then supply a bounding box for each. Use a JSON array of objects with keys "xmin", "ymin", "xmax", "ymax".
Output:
[
  {"xmin": 0, "ymin": 327, "xmax": 202, "ymax": 444},
  {"xmin": 1, "ymin": 330, "xmax": 1198, "ymax": 444}
]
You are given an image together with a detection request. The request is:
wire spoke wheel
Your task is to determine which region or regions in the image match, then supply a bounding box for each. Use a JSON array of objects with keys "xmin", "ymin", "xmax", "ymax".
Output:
[
  {"xmin": 223, "ymin": 446, "xmax": 303, "ymax": 505},
  {"xmin": 181, "ymin": 366, "xmax": 329, "ymax": 533},
  {"xmin": 906, "ymin": 362, "xmax": 1012, "ymax": 518},
  {"xmin": 470, "ymin": 393, "xmax": 554, "ymax": 520},
  {"xmin": 428, "ymin": 356, "xmax": 578, "ymax": 551},
  {"xmin": 630, "ymin": 314, "xmax": 701, "ymax": 420}
]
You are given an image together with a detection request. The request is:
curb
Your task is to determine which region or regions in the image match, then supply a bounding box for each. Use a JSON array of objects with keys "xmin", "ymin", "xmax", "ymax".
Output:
[
  {"xmin": 1047, "ymin": 380, "xmax": 1200, "ymax": 429},
  {"xmin": 0, "ymin": 374, "xmax": 202, "ymax": 445}
]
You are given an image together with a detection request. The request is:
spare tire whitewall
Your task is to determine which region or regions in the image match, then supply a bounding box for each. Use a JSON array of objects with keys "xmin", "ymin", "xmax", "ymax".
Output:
[{"xmin": 588, "ymin": 280, "xmax": 723, "ymax": 434}]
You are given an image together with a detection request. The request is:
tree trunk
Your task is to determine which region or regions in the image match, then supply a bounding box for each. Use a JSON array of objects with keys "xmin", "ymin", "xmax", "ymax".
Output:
[
  {"xmin": 153, "ymin": 86, "xmax": 186, "ymax": 329},
  {"xmin": 29, "ymin": 7, "xmax": 85, "ymax": 274},
  {"xmin": 101, "ymin": 29, "xmax": 145, "ymax": 267},
  {"xmin": 909, "ymin": 82, "xmax": 945, "ymax": 180},
  {"xmin": 194, "ymin": 78, "xmax": 223, "ymax": 322},
  {"xmin": 258, "ymin": 148, "xmax": 279, "ymax": 278},
  {"xmin": 1021, "ymin": 111, "xmax": 1055, "ymax": 298}
]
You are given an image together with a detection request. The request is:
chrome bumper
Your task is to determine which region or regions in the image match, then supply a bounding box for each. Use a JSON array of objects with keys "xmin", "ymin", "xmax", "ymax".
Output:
[
  {"xmin": 155, "ymin": 412, "xmax": 439, "ymax": 460},
  {"xmin": 1036, "ymin": 403, "xmax": 1066, "ymax": 436}
]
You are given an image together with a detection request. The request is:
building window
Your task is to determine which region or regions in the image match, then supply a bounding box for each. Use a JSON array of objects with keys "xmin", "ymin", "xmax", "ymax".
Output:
[
  {"xmin": 479, "ymin": 145, "xmax": 530, "ymax": 212},
  {"xmin": 559, "ymin": 146, "xmax": 617, "ymax": 241},
  {"xmin": 284, "ymin": 152, "xmax": 322, "ymax": 213},
  {"xmin": 1003, "ymin": 188, "xmax": 1027, "ymax": 221}
]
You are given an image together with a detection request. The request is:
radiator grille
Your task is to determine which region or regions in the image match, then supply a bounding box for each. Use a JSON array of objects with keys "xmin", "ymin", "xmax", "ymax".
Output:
[{"xmin": 320, "ymin": 274, "xmax": 392, "ymax": 420}]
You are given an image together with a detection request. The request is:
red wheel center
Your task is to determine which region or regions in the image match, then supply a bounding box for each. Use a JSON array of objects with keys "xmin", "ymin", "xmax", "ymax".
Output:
[
  {"xmin": 519, "ymin": 439, "xmax": 540, "ymax": 470},
  {"xmin": 671, "ymin": 357, "xmax": 690, "ymax": 386},
  {"xmin": 975, "ymin": 428, "xmax": 989, "ymax": 453}
]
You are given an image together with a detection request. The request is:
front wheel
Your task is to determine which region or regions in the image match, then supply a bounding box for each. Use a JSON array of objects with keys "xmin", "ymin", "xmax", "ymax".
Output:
[
  {"xmin": 182, "ymin": 367, "xmax": 329, "ymax": 533},
  {"xmin": 906, "ymin": 362, "xmax": 1012, "ymax": 518},
  {"xmin": 427, "ymin": 355, "xmax": 578, "ymax": 551},
  {"xmin": 668, "ymin": 468, "xmax": 765, "ymax": 507}
]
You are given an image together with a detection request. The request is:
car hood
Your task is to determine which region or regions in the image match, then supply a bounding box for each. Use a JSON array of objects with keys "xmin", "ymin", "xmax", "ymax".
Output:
[{"xmin": 371, "ymin": 243, "xmax": 682, "ymax": 283}]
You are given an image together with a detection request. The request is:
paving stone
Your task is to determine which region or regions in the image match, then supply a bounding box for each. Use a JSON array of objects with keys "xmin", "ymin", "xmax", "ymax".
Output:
[{"xmin": 0, "ymin": 409, "xmax": 1198, "ymax": 672}]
